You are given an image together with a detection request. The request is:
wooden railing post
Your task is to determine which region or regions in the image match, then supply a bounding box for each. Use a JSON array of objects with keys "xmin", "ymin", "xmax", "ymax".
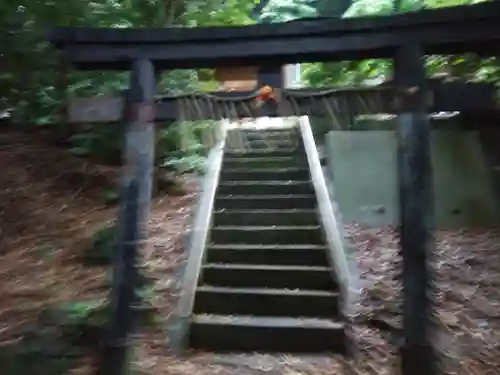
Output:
[
  {"xmin": 97, "ymin": 59, "xmax": 156, "ymax": 375},
  {"xmin": 394, "ymin": 43, "xmax": 435, "ymax": 375}
]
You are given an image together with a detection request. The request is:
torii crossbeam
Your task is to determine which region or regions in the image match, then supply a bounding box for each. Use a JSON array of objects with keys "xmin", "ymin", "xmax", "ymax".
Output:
[{"xmin": 50, "ymin": 2, "xmax": 500, "ymax": 70}]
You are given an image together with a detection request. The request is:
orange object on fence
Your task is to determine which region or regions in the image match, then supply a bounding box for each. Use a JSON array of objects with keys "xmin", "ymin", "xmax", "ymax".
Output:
[{"xmin": 255, "ymin": 85, "xmax": 279, "ymax": 107}]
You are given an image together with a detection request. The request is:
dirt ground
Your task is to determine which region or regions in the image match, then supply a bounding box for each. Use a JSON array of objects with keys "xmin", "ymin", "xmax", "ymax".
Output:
[{"xmin": 1, "ymin": 129, "xmax": 499, "ymax": 375}]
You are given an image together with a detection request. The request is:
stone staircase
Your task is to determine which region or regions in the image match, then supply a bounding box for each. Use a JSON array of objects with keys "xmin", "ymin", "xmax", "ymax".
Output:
[{"xmin": 187, "ymin": 126, "xmax": 346, "ymax": 353}]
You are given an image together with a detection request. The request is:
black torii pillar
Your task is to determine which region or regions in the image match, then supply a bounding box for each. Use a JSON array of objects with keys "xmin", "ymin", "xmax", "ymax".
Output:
[
  {"xmin": 97, "ymin": 59, "xmax": 156, "ymax": 375},
  {"xmin": 394, "ymin": 43, "xmax": 436, "ymax": 375}
]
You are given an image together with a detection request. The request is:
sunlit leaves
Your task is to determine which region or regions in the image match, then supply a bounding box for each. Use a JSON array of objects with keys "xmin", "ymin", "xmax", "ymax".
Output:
[
  {"xmin": 303, "ymin": 0, "xmax": 499, "ymax": 88},
  {"xmin": 344, "ymin": 0, "xmax": 393, "ymax": 17},
  {"xmin": 259, "ymin": 0, "xmax": 318, "ymax": 22}
]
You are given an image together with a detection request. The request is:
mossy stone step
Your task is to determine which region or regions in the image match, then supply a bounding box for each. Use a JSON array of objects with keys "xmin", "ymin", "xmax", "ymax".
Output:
[
  {"xmin": 217, "ymin": 180, "xmax": 313, "ymax": 195},
  {"xmin": 190, "ymin": 315, "xmax": 345, "ymax": 352},
  {"xmin": 223, "ymin": 156, "xmax": 306, "ymax": 169},
  {"xmin": 210, "ymin": 225, "xmax": 323, "ymax": 245},
  {"xmin": 220, "ymin": 168, "xmax": 309, "ymax": 181},
  {"xmin": 205, "ymin": 244, "xmax": 328, "ymax": 265},
  {"xmin": 214, "ymin": 195, "xmax": 316, "ymax": 210},
  {"xmin": 212, "ymin": 209, "xmax": 318, "ymax": 226},
  {"xmin": 224, "ymin": 148, "xmax": 300, "ymax": 159},
  {"xmin": 194, "ymin": 286, "xmax": 339, "ymax": 317},
  {"xmin": 200, "ymin": 263, "xmax": 335, "ymax": 290}
]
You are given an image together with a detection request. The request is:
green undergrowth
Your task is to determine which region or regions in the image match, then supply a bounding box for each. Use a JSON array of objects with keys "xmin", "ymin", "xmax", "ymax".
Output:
[
  {"xmin": 83, "ymin": 225, "xmax": 117, "ymax": 266},
  {"xmin": 4, "ymin": 216, "xmax": 162, "ymax": 375},
  {"xmin": 0, "ymin": 293, "xmax": 158, "ymax": 375}
]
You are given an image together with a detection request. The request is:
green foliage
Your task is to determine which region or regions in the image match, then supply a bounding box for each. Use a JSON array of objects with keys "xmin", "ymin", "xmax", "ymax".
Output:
[
  {"xmin": 0, "ymin": 299, "xmax": 102, "ymax": 375},
  {"xmin": 69, "ymin": 125, "xmax": 123, "ymax": 163},
  {"xmin": 259, "ymin": 0, "xmax": 318, "ymax": 22},
  {"xmin": 301, "ymin": 0, "xmax": 499, "ymax": 89},
  {"xmin": 0, "ymin": 0, "xmax": 256, "ymax": 169},
  {"xmin": 103, "ymin": 188, "xmax": 120, "ymax": 205},
  {"xmin": 54, "ymin": 300, "xmax": 105, "ymax": 326},
  {"xmin": 84, "ymin": 225, "xmax": 117, "ymax": 266},
  {"xmin": 2, "ymin": 0, "xmax": 499, "ymax": 170},
  {"xmin": 258, "ymin": 0, "xmax": 354, "ymax": 22},
  {"xmin": 158, "ymin": 121, "xmax": 217, "ymax": 174},
  {"xmin": 51, "ymin": 297, "xmax": 158, "ymax": 332},
  {"xmin": 186, "ymin": 0, "xmax": 256, "ymax": 26},
  {"xmin": 0, "ymin": 294, "xmax": 158, "ymax": 375},
  {"xmin": 0, "ymin": 330, "xmax": 78, "ymax": 375}
]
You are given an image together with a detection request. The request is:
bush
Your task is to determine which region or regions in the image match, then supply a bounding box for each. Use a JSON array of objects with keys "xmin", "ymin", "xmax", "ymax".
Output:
[
  {"xmin": 83, "ymin": 225, "xmax": 117, "ymax": 266},
  {"xmin": 44, "ymin": 298, "xmax": 156, "ymax": 343}
]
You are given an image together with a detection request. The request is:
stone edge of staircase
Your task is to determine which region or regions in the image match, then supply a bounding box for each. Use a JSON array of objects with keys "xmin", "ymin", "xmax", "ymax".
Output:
[
  {"xmin": 169, "ymin": 124, "xmax": 227, "ymax": 353},
  {"xmin": 297, "ymin": 117, "xmax": 363, "ymax": 324}
]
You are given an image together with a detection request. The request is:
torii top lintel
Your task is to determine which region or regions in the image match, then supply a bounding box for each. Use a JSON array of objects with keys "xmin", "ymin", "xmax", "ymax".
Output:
[{"xmin": 49, "ymin": 2, "xmax": 500, "ymax": 71}]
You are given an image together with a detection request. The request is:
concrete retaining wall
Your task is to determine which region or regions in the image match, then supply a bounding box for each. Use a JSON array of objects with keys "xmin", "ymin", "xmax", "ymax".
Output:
[{"xmin": 325, "ymin": 130, "xmax": 500, "ymax": 228}]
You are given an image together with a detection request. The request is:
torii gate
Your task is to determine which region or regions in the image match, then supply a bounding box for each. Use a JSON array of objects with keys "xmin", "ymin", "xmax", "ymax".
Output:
[{"xmin": 48, "ymin": 2, "xmax": 500, "ymax": 375}]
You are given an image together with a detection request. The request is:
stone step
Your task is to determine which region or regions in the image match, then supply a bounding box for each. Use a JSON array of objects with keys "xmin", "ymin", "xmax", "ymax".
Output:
[
  {"xmin": 224, "ymin": 148, "xmax": 299, "ymax": 158},
  {"xmin": 217, "ymin": 181, "xmax": 313, "ymax": 195},
  {"xmin": 210, "ymin": 225, "xmax": 323, "ymax": 245},
  {"xmin": 220, "ymin": 168, "xmax": 310, "ymax": 182},
  {"xmin": 228, "ymin": 130, "xmax": 298, "ymax": 141},
  {"xmin": 205, "ymin": 244, "xmax": 328, "ymax": 265},
  {"xmin": 245, "ymin": 139, "xmax": 298, "ymax": 150},
  {"xmin": 212, "ymin": 209, "xmax": 318, "ymax": 227},
  {"xmin": 214, "ymin": 195, "xmax": 316, "ymax": 210},
  {"xmin": 194, "ymin": 286, "xmax": 339, "ymax": 317},
  {"xmin": 228, "ymin": 128, "xmax": 297, "ymax": 137},
  {"xmin": 223, "ymin": 156, "xmax": 306, "ymax": 169},
  {"xmin": 200, "ymin": 264, "xmax": 335, "ymax": 290},
  {"xmin": 244, "ymin": 134, "xmax": 297, "ymax": 143},
  {"xmin": 226, "ymin": 138, "xmax": 297, "ymax": 151},
  {"xmin": 189, "ymin": 315, "xmax": 346, "ymax": 352}
]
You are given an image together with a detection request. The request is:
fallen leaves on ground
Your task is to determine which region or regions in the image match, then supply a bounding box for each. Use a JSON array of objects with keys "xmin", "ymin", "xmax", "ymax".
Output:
[{"xmin": 1, "ymin": 129, "xmax": 500, "ymax": 375}]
